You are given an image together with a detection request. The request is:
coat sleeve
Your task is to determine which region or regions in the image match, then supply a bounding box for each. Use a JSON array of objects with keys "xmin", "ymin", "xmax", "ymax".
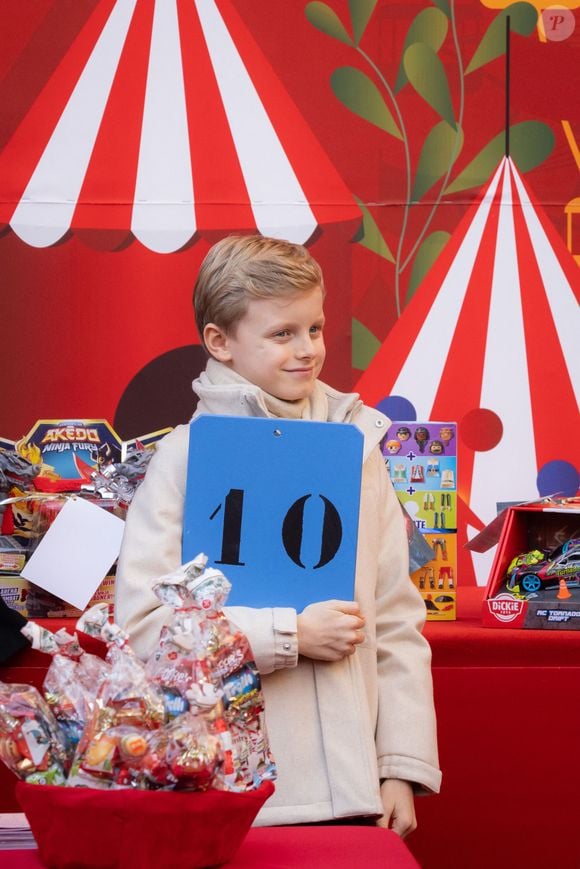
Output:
[
  {"xmin": 114, "ymin": 425, "xmax": 298, "ymax": 671},
  {"xmin": 370, "ymin": 449, "xmax": 442, "ymax": 794}
]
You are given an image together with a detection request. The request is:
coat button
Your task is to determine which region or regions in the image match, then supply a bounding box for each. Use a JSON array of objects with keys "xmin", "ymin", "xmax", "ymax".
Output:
[{"xmin": 283, "ymin": 642, "xmax": 291, "ymax": 651}]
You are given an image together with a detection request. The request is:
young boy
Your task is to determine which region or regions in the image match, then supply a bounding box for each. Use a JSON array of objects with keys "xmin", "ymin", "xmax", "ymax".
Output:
[{"xmin": 115, "ymin": 235, "xmax": 441, "ymax": 834}]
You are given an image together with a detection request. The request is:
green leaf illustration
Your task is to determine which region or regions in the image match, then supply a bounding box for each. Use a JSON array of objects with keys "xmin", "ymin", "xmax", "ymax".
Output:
[
  {"xmin": 445, "ymin": 121, "xmax": 554, "ymax": 194},
  {"xmin": 430, "ymin": 0, "xmax": 450, "ymax": 16},
  {"xmin": 352, "ymin": 196, "xmax": 395, "ymax": 262},
  {"xmin": 352, "ymin": 318, "xmax": 381, "ymax": 370},
  {"xmin": 403, "ymin": 43, "xmax": 456, "ymax": 128},
  {"xmin": 412, "ymin": 121, "xmax": 464, "ymax": 202},
  {"xmin": 331, "ymin": 67, "xmax": 402, "ymax": 139},
  {"xmin": 406, "ymin": 231, "xmax": 450, "ymax": 303},
  {"xmin": 466, "ymin": 2, "xmax": 537, "ymax": 75},
  {"xmin": 509, "ymin": 120, "xmax": 555, "ymax": 171},
  {"xmin": 305, "ymin": 2, "xmax": 353, "ymax": 45},
  {"xmin": 348, "ymin": 0, "xmax": 378, "ymax": 45},
  {"xmin": 395, "ymin": 8, "xmax": 449, "ymax": 93}
]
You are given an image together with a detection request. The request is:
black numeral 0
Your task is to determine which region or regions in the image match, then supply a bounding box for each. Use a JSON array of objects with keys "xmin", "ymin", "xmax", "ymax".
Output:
[
  {"xmin": 282, "ymin": 494, "xmax": 342, "ymax": 569},
  {"xmin": 210, "ymin": 489, "xmax": 342, "ymax": 569}
]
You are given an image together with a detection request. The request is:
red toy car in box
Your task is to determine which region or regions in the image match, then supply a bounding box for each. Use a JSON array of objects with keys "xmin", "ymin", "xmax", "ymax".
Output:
[{"xmin": 506, "ymin": 538, "xmax": 580, "ymax": 594}]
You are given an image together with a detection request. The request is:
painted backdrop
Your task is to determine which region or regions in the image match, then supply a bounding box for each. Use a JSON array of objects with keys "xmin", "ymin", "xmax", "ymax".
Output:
[{"xmin": 0, "ymin": 0, "xmax": 578, "ymax": 584}]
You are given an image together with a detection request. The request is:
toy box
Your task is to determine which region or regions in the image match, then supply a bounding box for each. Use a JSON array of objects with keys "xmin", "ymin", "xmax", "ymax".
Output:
[
  {"xmin": 0, "ymin": 536, "xmax": 29, "ymax": 573},
  {"xmin": 0, "ymin": 419, "xmax": 171, "ymax": 617},
  {"xmin": 382, "ymin": 421, "xmax": 457, "ymax": 620},
  {"xmin": 481, "ymin": 500, "xmax": 580, "ymax": 630},
  {"xmin": 0, "ymin": 573, "xmax": 116, "ymax": 620}
]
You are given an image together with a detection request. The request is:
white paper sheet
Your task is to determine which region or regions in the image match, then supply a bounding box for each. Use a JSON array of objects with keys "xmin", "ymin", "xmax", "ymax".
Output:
[{"xmin": 21, "ymin": 497, "xmax": 125, "ymax": 610}]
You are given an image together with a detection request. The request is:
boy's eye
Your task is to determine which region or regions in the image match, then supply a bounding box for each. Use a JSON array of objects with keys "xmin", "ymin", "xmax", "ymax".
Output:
[
  {"xmin": 310, "ymin": 324, "xmax": 323, "ymax": 334},
  {"xmin": 274, "ymin": 329, "xmax": 291, "ymax": 338}
]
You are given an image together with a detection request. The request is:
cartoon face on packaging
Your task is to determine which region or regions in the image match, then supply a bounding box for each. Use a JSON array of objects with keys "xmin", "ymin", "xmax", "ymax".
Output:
[{"xmin": 384, "ymin": 439, "xmax": 401, "ymax": 454}]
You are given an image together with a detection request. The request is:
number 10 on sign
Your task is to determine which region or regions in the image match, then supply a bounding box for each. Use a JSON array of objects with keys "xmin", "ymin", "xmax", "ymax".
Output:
[{"xmin": 182, "ymin": 416, "xmax": 363, "ymax": 610}]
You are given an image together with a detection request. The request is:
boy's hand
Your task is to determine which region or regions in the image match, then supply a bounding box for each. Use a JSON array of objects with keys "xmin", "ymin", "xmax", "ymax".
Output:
[
  {"xmin": 297, "ymin": 600, "xmax": 365, "ymax": 661},
  {"xmin": 378, "ymin": 779, "xmax": 417, "ymax": 838}
]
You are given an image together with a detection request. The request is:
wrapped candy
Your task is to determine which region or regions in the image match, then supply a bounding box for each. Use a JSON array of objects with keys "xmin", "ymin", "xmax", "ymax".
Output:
[
  {"xmin": 0, "ymin": 682, "xmax": 68, "ymax": 784},
  {"xmin": 79, "ymin": 725, "xmax": 153, "ymax": 789},
  {"xmin": 68, "ymin": 606, "xmax": 165, "ymax": 789},
  {"xmin": 164, "ymin": 713, "xmax": 221, "ymax": 791}
]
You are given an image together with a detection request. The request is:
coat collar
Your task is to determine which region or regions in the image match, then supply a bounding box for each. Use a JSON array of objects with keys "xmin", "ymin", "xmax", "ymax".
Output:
[{"xmin": 191, "ymin": 366, "xmax": 390, "ymax": 462}]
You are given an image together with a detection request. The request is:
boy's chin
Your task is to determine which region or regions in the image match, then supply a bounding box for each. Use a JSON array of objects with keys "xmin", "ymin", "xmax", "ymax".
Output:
[{"xmin": 273, "ymin": 384, "xmax": 315, "ymax": 403}]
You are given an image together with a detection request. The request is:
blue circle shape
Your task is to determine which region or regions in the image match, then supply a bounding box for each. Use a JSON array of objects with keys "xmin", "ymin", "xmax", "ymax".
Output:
[
  {"xmin": 376, "ymin": 395, "xmax": 417, "ymax": 421},
  {"xmin": 537, "ymin": 460, "xmax": 579, "ymax": 497}
]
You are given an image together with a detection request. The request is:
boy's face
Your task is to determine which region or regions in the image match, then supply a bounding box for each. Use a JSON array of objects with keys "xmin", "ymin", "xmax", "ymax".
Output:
[{"xmin": 206, "ymin": 285, "xmax": 326, "ymax": 401}]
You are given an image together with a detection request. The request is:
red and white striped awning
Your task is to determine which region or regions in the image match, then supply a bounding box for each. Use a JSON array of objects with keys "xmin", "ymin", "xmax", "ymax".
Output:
[
  {"xmin": 0, "ymin": 0, "xmax": 358, "ymax": 253},
  {"xmin": 356, "ymin": 157, "xmax": 580, "ymax": 582}
]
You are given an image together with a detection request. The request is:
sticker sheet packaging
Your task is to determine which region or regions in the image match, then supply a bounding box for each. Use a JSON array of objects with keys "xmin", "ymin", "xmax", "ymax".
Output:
[{"xmin": 382, "ymin": 422, "xmax": 458, "ymax": 620}]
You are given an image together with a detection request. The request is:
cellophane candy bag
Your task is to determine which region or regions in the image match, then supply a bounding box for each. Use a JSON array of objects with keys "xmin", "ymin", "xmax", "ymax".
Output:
[
  {"xmin": 0, "ymin": 681, "xmax": 69, "ymax": 785},
  {"xmin": 147, "ymin": 555, "xmax": 276, "ymax": 793},
  {"xmin": 21, "ymin": 622, "xmax": 110, "ymax": 757},
  {"xmin": 189, "ymin": 567, "xmax": 276, "ymax": 791},
  {"xmin": 67, "ymin": 604, "xmax": 166, "ymax": 789}
]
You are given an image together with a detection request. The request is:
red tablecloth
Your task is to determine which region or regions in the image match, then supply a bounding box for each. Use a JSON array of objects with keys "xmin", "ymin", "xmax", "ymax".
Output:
[
  {"xmin": 4, "ymin": 588, "xmax": 580, "ymax": 868},
  {"xmin": 1, "ymin": 827, "xmax": 419, "ymax": 868},
  {"xmin": 425, "ymin": 585, "xmax": 580, "ymax": 666}
]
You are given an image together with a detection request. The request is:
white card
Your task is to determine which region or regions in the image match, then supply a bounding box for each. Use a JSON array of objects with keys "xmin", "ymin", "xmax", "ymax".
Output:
[{"xmin": 21, "ymin": 497, "xmax": 125, "ymax": 611}]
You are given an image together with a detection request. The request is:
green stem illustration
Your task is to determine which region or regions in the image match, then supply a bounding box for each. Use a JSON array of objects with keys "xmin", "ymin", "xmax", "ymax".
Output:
[
  {"xmin": 401, "ymin": 0, "xmax": 465, "ymax": 274},
  {"xmin": 356, "ymin": 46, "xmax": 411, "ymax": 317}
]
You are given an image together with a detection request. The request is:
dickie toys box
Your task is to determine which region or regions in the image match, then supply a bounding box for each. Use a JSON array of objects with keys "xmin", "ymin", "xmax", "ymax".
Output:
[
  {"xmin": 480, "ymin": 499, "xmax": 580, "ymax": 630},
  {"xmin": 381, "ymin": 421, "xmax": 457, "ymax": 621}
]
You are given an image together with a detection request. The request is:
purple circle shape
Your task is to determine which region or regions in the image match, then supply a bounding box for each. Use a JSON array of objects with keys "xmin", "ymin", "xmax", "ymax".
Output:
[
  {"xmin": 537, "ymin": 460, "xmax": 579, "ymax": 498},
  {"xmin": 375, "ymin": 396, "xmax": 417, "ymax": 421}
]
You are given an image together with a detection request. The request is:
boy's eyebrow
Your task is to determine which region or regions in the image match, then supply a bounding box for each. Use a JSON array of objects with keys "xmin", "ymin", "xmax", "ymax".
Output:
[{"xmin": 268, "ymin": 314, "xmax": 325, "ymax": 331}]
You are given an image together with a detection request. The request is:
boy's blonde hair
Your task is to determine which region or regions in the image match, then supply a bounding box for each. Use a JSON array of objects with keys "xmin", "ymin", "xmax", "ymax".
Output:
[{"xmin": 194, "ymin": 235, "xmax": 324, "ymax": 342}]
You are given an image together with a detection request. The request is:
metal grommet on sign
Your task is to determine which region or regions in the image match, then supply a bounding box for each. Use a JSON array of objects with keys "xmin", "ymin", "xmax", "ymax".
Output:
[
  {"xmin": 273, "ymin": 429, "xmax": 282, "ymax": 437},
  {"xmin": 375, "ymin": 418, "xmax": 385, "ymax": 428}
]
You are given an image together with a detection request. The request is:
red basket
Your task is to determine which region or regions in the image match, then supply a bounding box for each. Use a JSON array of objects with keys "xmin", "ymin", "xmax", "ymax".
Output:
[{"xmin": 17, "ymin": 780, "xmax": 274, "ymax": 869}]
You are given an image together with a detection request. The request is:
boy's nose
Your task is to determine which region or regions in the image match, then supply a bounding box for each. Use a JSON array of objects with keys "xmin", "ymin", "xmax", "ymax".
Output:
[{"xmin": 295, "ymin": 334, "xmax": 314, "ymax": 358}]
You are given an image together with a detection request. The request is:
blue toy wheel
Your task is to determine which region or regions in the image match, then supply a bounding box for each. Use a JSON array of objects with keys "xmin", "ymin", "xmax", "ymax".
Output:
[{"xmin": 522, "ymin": 573, "xmax": 541, "ymax": 593}]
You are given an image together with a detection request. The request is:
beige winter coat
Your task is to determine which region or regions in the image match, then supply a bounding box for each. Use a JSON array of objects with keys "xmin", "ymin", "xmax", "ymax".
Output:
[{"xmin": 114, "ymin": 376, "xmax": 441, "ymax": 824}]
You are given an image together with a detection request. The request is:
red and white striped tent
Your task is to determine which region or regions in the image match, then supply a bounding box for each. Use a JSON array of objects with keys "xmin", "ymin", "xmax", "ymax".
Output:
[
  {"xmin": 356, "ymin": 156, "xmax": 580, "ymax": 584},
  {"xmin": 0, "ymin": 0, "xmax": 358, "ymax": 253}
]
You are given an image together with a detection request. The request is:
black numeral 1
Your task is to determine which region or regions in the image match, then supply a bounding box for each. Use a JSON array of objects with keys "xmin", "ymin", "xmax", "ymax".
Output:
[{"xmin": 211, "ymin": 488, "xmax": 245, "ymax": 566}]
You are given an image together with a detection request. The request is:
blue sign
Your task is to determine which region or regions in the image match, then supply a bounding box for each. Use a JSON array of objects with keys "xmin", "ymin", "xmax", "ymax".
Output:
[{"xmin": 182, "ymin": 416, "xmax": 363, "ymax": 610}]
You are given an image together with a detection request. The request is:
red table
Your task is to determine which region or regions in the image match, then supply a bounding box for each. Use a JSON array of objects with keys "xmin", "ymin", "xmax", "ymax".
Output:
[
  {"xmin": 1, "ymin": 827, "xmax": 419, "ymax": 868},
  {"xmin": 412, "ymin": 587, "xmax": 580, "ymax": 869},
  {"xmin": 3, "ymin": 588, "xmax": 580, "ymax": 868}
]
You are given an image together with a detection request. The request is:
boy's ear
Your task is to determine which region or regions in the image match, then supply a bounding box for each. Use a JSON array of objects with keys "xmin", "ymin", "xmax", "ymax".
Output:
[{"xmin": 203, "ymin": 323, "xmax": 232, "ymax": 362}]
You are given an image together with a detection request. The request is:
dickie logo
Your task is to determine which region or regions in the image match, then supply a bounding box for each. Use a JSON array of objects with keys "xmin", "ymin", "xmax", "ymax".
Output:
[{"xmin": 490, "ymin": 594, "xmax": 524, "ymax": 623}]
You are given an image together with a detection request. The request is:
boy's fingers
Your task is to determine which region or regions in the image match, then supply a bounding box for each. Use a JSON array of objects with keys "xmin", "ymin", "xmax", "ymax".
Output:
[
  {"xmin": 346, "ymin": 615, "xmax": 366, "ymax": 632},
  {"xmin": 330, "ymin": 600, "xmax": 364, "ymax": 617}
]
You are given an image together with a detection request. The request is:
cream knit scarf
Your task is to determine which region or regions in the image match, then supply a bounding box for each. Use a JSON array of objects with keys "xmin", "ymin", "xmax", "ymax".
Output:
[{"xmin": 193, "ymin": 358, "xmax": 333, "ymax": 421}]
